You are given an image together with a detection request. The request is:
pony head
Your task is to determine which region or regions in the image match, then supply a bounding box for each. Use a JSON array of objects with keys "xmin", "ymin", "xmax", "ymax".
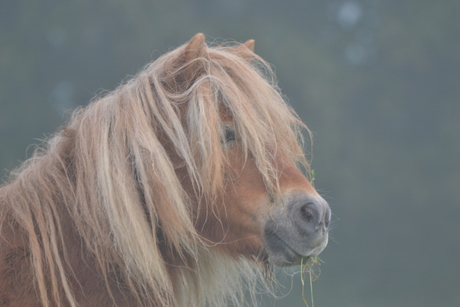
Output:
[{"xmin": 157, "ymin": 33, "xmax": 331, "ymax": 266}]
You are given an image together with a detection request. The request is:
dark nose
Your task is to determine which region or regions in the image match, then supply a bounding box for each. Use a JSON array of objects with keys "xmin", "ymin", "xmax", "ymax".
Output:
[{"xmin": 295, "ymin": 197, "xmax": 330, "ymax": 233}]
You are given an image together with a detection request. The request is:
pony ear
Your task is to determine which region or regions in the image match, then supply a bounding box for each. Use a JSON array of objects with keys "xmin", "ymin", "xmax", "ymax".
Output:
[
  {"xmin": 243, "ymin": 39, "xmax": 255, "ymax": 52},
  {"xmin": 224, "ymin": 39, "xmax": 256, "ymax": 62},
  {"xmin": 162, "ymin": 33, "xmax": 208, "ymax": 93},
  {"xmin": 183, "ymin": 33, "xmax": 207, "ymax": 62}
]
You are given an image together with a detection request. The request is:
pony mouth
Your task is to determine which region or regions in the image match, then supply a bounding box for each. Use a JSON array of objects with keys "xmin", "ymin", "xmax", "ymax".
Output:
[{"xmin": 263, "ymin": 231, "xmax": 318, "ymax": 267}]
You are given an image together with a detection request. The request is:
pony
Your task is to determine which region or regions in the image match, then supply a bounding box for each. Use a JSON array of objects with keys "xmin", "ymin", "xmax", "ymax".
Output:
[{"xmin": 0, "ymin": 33, "xmax": 330, "ymax": 307}]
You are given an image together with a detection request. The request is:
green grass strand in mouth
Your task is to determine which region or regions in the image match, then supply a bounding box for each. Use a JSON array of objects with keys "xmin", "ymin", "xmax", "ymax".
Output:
[{"xmin": 301, "ymin": 256, "xmax": 321, "ymax": 307}]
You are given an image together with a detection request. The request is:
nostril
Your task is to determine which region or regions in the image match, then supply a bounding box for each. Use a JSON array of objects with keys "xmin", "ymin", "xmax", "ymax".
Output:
[
  {"xmin": 300, "ymin": 203, "xmax": 316, "ymax": 223},
  {"xmin": 291, "ymin": 197, "xmax": 330, "ymax": 234},
  {"xmin": 325, "ymin": 209, "xmax": 331, "ymax": 228}
]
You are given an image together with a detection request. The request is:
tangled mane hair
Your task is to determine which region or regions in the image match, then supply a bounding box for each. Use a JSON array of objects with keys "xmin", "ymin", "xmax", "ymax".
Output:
[{"xmin": 0, "ymin": 34, "xmax": 310, "ymax": 306}]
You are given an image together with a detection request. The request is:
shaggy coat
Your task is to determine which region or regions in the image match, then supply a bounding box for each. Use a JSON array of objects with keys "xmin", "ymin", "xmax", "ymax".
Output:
[{"xmin": 0, "ymin": 34, "xmax": 330, "ymax": 306}]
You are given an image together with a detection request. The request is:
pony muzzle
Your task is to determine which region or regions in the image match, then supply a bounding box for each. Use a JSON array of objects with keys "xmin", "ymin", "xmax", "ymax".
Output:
[{"xmin": 263, "ymin": 193, "xmax": 331, "ymax": 266}]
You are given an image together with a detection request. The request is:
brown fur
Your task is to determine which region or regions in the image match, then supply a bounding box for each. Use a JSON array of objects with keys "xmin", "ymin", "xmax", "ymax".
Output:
[{"xmin": 0, "ymin": 33, "xmax": 324, "ymax": 306}]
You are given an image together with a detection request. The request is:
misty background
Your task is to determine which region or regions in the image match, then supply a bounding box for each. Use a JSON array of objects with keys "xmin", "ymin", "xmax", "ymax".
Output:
[{"xmin": 1, "ymin": 1, "xmax": 459, "ymax": 306}]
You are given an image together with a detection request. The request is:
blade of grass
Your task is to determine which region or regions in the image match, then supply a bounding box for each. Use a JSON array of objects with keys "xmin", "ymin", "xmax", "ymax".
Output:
[
  {"xmin": 300, "ymin": 257, "xmax": 309, "ymax": 307},
  {"xmin": 301, "ymin": 256, "xmax": 321, "ymax": 307}
]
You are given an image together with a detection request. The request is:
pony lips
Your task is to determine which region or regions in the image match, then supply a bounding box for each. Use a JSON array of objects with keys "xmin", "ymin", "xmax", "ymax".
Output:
[{"xmin": 0, "ymin": 33, "xmax": 331, "ymax": 307}]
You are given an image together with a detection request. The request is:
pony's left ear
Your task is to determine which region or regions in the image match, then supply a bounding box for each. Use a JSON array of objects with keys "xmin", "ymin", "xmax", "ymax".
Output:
[
  {"xmin": 163, "ymin": 33, "xmax": 208, "ymax": 93},
  {"xmin": 183, "ymin": 33, "xmax": 207, "ymax": 62}
]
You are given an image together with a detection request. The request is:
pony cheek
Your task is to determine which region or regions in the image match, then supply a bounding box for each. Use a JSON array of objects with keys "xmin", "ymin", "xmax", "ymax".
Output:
[
  {"xmin": 194, "ymin": 191, "xmax": 267, "ymax": 257},
  {"xmin": 193, "ymin": 169, "xmax": 270, "ymax": 256}
]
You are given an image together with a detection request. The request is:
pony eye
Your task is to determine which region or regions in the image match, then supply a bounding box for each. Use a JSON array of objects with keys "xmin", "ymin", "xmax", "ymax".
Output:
[{"xmin": 224, "ymin": 126, "xmax": 236, "ymax": 143}]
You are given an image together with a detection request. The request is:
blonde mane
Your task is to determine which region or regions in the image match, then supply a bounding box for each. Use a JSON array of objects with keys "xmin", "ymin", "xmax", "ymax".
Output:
[{"xmin": 0, "ymin": 34, "xmax": 309, "ymax": 306}]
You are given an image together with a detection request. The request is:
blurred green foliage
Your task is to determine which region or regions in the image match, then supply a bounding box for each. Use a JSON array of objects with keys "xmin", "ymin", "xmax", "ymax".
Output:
[{"xmin": 1, "ymin": 1, "xmax": 459, "ymax": 306}]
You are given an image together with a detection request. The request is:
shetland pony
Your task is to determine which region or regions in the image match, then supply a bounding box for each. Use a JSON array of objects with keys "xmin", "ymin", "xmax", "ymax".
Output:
[{"xmin": 0, "ymin": 33, "xmax": 330, "ymax": 306}]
